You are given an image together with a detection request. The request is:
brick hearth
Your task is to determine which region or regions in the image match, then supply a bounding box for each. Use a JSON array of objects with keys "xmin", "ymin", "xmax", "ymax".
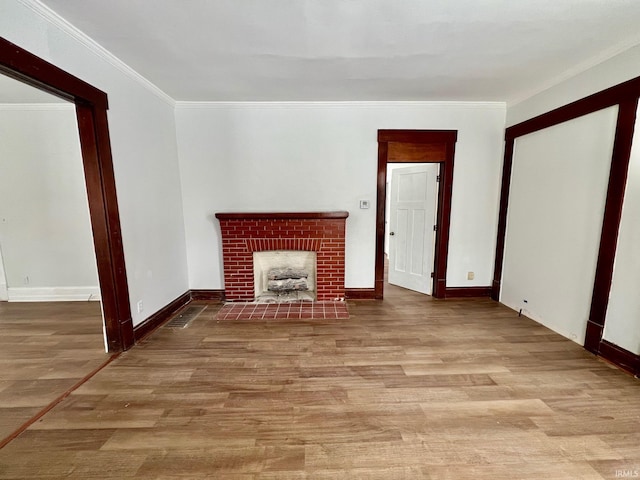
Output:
[
  {"xmin": 215, "ymin": 302, "xmax": 350, "ymax": 320},
  {"xmin": 215, "ymin": 212, "xmax": 349, "ymax": 301}
]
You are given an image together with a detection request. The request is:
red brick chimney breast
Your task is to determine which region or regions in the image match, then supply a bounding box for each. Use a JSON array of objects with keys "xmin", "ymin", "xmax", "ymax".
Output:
[{"xmin": 215, "ymin": 212, "xmax": 348, "ymax": 301}]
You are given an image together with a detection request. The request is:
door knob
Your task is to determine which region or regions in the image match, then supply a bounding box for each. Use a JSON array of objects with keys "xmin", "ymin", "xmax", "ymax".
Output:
[{"xmin": 390, "ymin": 232, "xmax": 395, "ymax": 236}]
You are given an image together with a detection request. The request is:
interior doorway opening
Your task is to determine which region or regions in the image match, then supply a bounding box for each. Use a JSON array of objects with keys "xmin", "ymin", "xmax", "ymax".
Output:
[
  {"xmin": 0, "ymin": 72, "xmax": 109, "ymax": 446},
  {"xmin": 375, "ymin": 130, "xmax": 457, "ymax": 299},
  {"xmin": 0, "ymin": 77, "xmax": 101, "ymax": 309},
  {"xmin": 386, "ymin": 163, "xmax": 440, "ymax": 295},
  {"xmin": 0, "ymin": 37, "xmax": 133, "ymax": 352}
]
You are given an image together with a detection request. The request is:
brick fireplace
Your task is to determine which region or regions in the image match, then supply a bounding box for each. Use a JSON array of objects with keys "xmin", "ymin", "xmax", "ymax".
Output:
[{"xmin": 215, "ymin": 211, "xmax": 349, "ymax": 301}]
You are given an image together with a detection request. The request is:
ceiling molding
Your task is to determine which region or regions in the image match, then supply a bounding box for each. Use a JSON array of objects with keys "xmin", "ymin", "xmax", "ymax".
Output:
[
  {"xmin": 19, "ymin": 1, "xmax": 640, "ymax": 105},
  {"xmin": 507, "ymin": 38, "xmax": 640, "ymax": 108},
  {"xmin": 175, "ymin": 101, "xmax": 506, "ymax": 110},
  {"xmin": 18, "ymin": 0, "xmax": 175, "ymax": 107}
]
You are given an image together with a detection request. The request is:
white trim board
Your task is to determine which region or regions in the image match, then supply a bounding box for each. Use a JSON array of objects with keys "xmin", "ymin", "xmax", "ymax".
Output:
[
  {"xmin": 7, "ymin": 286, "xmax": 100, "ymax": 302},
  {"xmin": 175, "ymin": 100, "xmax": 507, "ymax": 110}
]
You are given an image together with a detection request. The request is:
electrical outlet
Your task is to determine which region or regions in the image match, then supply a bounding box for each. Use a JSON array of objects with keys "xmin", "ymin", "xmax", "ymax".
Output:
[
  {"xmin": 137, "ymin": 300, "xmax": 144, "ymax": 313},
  {"xmin": 359, "ymin": 200, "xmax": 370, "ymax": 209},
  {"xmin": 467, "ymin": 271, "xmax": 474, "ymax": 280}
]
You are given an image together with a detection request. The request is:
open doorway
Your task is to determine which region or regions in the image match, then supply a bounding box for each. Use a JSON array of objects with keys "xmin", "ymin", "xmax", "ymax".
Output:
[
  {"xmin": 0, "ymin": 73, "xmax": 108, "ymax": 445},
  {"xmin": 0, "ymin": 75, "xmax": 100, "ymax": 306},
  {"xmin": 386, "ymin": 163, "xmax": 440, "ymax": 295},
  {"xmin": 0, "ymin": 37, "xmax": 133, "ymax": 352},
  {"xmin": 375, "ymin": 130, "xmax": 457, "ymax": 299}
]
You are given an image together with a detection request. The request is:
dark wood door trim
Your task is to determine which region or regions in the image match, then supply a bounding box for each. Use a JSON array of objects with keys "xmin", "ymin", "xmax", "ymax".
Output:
[
  {"xmin": 491, "ymin": 138, "xmax": 515, "ymax": 301},
  {"xmin": 598, "ymin": 340, "xmax": 640, "ymax": 376},
  {"xmin": 376, "ymin": 130, "xmax": 457, "ymax": 299},
  {"xmin": 492, "ymin": 75, "xmax": 640, "ymax": 360},
  {"xmin": 0, "ymin": 37, "xmax": 133, "ymax": 352},
  {"xmin": 505, "ymin": 75, "xmax": 640, "ymax": 140},
  {"xmin": 584, "ymin": 97, "xmax": 639, "ymax": 353}
]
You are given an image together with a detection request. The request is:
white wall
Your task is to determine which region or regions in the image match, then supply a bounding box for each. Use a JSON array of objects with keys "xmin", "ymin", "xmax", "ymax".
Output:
[
  {"xmin": 501, "ymin": 107, "xmax": 617, "ymax": 344},
  {"xmin": 175, "ymin": 102, "xmax": 506, "ymax": 290},
  {"xmin": 1, "ymin": 1, "xmax": 189, "ymax": 325},
  {"xmin": 0, "ymin": 104, "xmax": 99, "ymax": 301},
  {"xmin": 603, "ymin": 106, "xmax": 640, "ymax": 355}
]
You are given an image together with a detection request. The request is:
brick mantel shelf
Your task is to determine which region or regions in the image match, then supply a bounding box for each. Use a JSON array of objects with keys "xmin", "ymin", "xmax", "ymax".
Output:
[
  {"xmin": 215, "ymin": 211, "xmax": 349, "ymax": 302},
  {"xmin": 215, "ymin": 211, "xmax": 349, "ymax": 221}
]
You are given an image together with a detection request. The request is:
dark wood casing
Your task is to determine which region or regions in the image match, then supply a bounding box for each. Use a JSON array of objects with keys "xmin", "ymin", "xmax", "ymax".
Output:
[
  {"xmin": 492, "ymin": 75, "xmax": 640, "ymax": 376},
  {"xmin": 0, "ymin": 36, "xmax": 133, "ymax": 352}
]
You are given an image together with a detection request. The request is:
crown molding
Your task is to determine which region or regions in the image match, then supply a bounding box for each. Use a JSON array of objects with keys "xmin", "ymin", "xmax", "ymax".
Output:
[
  {"xmin": 175, "ymin": 100, "xmax": 506, "ymax": 110},
  {"xmin": 17, "ymin": 0, "xmax": 175, "ymax": 107},
  {"xmin": 507, "ymin": 38, "xmax": 640, "ymax": 108}
]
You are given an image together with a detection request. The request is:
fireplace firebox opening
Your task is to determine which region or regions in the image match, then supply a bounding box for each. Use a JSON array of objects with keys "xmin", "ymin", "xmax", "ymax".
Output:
[{"xmin": 253, "ymin": 250, "xmax": 317, "ymax": 303}]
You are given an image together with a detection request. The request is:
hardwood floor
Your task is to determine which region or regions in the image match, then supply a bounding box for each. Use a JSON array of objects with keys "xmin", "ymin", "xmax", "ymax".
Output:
[
  {"xmin": 0, "ymin": 301, "xmax": 107, "ymax": 444},
  {"xmin": 1, "ymin": 286, "xmax": 639, "ymax": 479}
]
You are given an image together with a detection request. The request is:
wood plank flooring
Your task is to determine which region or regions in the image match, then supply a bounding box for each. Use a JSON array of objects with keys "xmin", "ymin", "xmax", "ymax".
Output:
[
  {"xmin": 1, "ymin": 285, "xmax": 639, "ymax": 479},
  {"xmin": 0, "ymin": 301, "xmax": 106, "ymax": 444}
]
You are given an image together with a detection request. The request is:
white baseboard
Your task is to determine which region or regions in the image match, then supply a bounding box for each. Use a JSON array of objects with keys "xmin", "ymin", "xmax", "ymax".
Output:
[{"xmin": 7, "ymin": 286, "xmax": 101, "ymax": 302}]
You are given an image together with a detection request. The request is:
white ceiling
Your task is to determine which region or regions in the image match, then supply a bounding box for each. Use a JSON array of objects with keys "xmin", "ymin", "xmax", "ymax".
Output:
[{"xmin": 37, "ymin": 0, "xmax": 640, "ymax": 102}]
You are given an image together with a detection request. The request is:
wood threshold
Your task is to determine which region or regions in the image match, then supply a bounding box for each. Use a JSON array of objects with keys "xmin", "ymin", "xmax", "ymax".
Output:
[{"xmin": 0, "ymin": 352, "xmax": 120, "ymax": 450}]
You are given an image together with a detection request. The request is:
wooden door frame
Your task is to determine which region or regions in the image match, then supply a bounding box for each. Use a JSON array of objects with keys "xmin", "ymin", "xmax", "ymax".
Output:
[
  {"xmin": 376, "ymin": 130, "xmax": 457, "ymax": 299},
  {"xmin": 0, "ymin": 37, "xmax": 134, "ymax": 352},
  {"xmin": 491, "ymin": 75, "xmax": 640, "ymax": 374}
]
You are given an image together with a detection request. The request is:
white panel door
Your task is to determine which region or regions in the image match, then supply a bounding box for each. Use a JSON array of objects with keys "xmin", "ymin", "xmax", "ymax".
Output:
[{"xmin": 388, "ymin": 164, "xmax": 439, "ymax": 294}]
